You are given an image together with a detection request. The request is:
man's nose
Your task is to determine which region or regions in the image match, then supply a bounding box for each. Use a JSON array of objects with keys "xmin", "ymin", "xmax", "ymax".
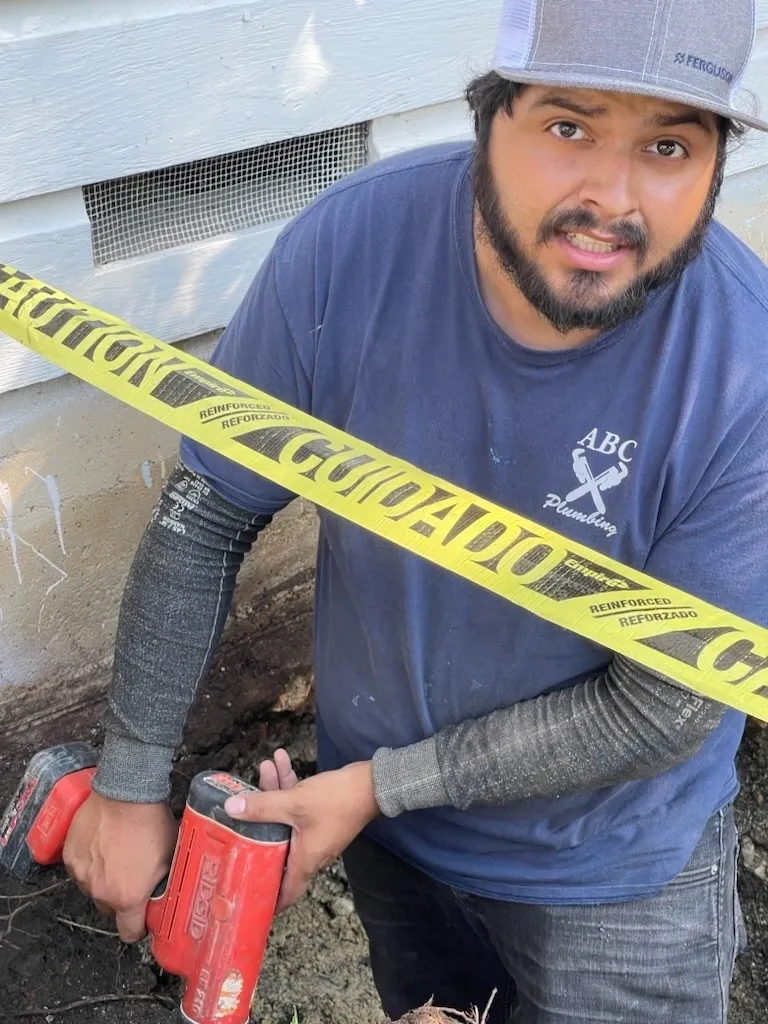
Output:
[{"xmin": 576, "ymin": 147, "xmax": 639, "ymax": 223}]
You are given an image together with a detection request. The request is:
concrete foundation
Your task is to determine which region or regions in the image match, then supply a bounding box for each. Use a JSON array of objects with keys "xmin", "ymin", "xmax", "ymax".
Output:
[{"xmin": 0, "ymin": 332, "xmax": 318, "ymax": 746}]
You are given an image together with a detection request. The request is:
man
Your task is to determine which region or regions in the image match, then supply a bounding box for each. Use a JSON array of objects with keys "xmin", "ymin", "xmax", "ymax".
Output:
[{"xmin": 64, "ymin": 1, "xmax": 768, "ymax": 1020}]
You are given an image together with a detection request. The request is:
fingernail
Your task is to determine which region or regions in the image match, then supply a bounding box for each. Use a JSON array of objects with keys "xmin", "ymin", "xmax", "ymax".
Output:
[{"xmin": 225, "ymin": 796, "xmax": 246, "ymax": 815}]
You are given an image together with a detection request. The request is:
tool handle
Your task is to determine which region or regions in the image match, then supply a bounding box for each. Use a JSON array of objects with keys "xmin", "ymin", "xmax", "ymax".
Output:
[{"xmin": 185, "ymin": 771, "xmax": 291, "ymax": 843}]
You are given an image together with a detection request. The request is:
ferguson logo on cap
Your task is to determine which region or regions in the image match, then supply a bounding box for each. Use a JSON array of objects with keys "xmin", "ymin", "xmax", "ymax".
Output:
[{"xmin": 674, "ymin": 52, "xmax": 734, "ymax": 83}]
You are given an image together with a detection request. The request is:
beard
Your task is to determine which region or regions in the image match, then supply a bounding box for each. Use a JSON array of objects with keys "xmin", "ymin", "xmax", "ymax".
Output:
[{"xmin": 473, "ymin": 142, "xmax": 723, "ymax": 335}]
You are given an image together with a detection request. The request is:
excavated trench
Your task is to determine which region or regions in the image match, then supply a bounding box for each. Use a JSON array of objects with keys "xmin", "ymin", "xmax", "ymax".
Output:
[{"xmin": 1, "ymin": 577, "xmax": 766, "ymax": 1023}]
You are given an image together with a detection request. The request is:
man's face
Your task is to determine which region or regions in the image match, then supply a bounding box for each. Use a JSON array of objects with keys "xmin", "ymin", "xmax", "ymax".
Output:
[{"xmin": 475, "ymin": 86, "xmax": 723, "ymax": 334}]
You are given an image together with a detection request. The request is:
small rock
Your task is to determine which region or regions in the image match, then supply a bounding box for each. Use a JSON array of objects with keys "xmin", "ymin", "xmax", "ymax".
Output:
[
  {"xmin": 330, "ymin": 859, "xmax": 348, "ymax": 884},
  {"xmin": 329, "ymin": 896, "xmax": 355, "ymax": 919},
  {"xmin": 741, "ymin": 835, "xmax": 768, "ymax": 881}
]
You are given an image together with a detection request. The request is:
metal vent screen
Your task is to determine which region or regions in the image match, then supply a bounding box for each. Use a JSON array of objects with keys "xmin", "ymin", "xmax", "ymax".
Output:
[{"xmin": 83, "ymin": 123, "xmax": 369, "ymax": 265}]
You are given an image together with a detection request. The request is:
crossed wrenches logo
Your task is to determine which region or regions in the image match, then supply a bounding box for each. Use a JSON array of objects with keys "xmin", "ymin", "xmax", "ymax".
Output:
[{"xmin": 566, "ymin": 448, "xmax": 628, "ymax": 514}]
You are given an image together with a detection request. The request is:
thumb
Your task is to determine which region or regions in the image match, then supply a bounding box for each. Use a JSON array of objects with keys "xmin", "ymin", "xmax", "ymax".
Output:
[
  {"xmin": 225, "ymin": 787, "xmax": 297, "ymax": 825},
  {"xmin": 115, "ymin": 902, "xmax": 149, "ymax": 943}
]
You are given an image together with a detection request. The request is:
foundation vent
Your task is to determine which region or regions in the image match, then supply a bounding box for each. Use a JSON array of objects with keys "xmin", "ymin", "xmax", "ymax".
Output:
[{"xmin": 83, "ymin": 123, "xmax": 369, "ymax": 265}]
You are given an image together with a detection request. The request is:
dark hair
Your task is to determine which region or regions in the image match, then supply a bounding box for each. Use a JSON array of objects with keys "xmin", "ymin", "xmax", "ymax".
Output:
[
  {"xmin": 465, "ymin": 72, "xmax": 528, "ymax": 150},
  {"xmin": 465, "ymin": 70, "xmax": 746, "ymax": 154}
]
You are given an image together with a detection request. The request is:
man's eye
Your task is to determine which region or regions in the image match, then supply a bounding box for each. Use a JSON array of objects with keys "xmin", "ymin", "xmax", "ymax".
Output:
[
  {"xmin": 649, "ymin": 139, "xmax": 688, "ymax": 158},
  {"xmin": 550, "ymin": 121, "xmax": 587, "ymax": 141}
]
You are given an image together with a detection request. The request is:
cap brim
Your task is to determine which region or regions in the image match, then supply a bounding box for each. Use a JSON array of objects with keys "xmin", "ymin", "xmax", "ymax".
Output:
[{"xmin": 494, "ymin": 67, "xmax": 768, "ymax": 132}]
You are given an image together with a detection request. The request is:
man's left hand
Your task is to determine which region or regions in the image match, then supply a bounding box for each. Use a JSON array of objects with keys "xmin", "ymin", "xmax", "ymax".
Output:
[{"xmin": 224, "ymin": 759, "xmax": 379, "ymax": 912}]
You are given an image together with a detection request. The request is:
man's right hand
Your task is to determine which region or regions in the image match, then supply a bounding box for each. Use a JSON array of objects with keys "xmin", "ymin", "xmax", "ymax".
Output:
[{"xmin": 62, "ymin": 791, "xmax": 177, "ymax": 942}]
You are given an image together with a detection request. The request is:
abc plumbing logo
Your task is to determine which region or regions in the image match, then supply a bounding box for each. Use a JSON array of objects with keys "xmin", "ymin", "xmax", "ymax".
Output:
[{"xmin": 543, "ymin": 428, "xmax": 637, "ymax": 539}]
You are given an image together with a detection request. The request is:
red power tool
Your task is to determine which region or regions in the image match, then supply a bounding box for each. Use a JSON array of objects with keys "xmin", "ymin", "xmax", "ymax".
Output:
[{"xmin": 0, "ymin": 743, "xmax": 290, "ymax": 1024}]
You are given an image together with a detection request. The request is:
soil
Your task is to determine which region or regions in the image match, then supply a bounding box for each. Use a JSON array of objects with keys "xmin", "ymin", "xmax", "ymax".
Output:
[
  {"xmin": 730, "ymin": 721, "xmax": 768, "ymax": 1023},
  {"xmin": 1, "ymin": 601, "xmax": 767, "ymax": 1023}
]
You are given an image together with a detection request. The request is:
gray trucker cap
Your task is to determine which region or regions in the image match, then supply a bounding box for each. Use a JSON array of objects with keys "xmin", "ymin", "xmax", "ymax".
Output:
[{"xmin": 493, "ymin": 0, "xmax": 768, "ymax": 132}]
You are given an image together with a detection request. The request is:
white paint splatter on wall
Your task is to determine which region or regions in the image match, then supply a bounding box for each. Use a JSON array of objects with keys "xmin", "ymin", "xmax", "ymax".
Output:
[
  {"xmin": 25, "ymin": 467, "xmax": 67, "ymax": 554},
  {"xmin": 0, "ymin": 479, "xmax": 22, "ymax": 583},
  {"xmin": 0, "ymin": 471, "xmax": 68, "ymax": 629}
]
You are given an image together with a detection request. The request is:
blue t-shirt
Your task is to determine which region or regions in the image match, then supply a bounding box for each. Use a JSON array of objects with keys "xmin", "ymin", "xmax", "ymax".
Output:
[{"xmin": 182, "ymin": 143, "xmax": 768, "ymax": 903}]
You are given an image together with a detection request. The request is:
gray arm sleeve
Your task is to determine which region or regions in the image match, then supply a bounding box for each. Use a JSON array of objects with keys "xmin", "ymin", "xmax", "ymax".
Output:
[
  {"xmin": 371, "ymin": 656, "xmax": 725, "ymax": 817},
  {"xmin": 92, "ymin": 461, "xmax": 271, "ymax": 804}
]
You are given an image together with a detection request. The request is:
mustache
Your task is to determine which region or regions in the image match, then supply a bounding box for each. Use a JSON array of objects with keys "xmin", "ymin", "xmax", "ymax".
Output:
[{"xmin": 537, "ymin": 208, "xmax": 650, "ymax": 260}]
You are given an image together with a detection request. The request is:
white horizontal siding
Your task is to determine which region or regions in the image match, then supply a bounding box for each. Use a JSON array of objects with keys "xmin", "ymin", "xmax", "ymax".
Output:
[
  {"xmin": 369, "ymin": 100, "xmax": 471, "ymax": 162},
  {"xmin": 0, "ymin": 0, "xmax": 765, "ymax": 203},
  {"xmin": 0, "ymin": 99, "xmax": 474, "ymax": 395},
  {"xmin": 719, "ymin": 162, "xmax": 768, "ymax": 261},
  {"xmin": 0, "ymin": 0, "xmax": 501, "ymax": 204},
  {"xmin": 729, "ymin": 29, "xmax": 768, "ymax": 175}
]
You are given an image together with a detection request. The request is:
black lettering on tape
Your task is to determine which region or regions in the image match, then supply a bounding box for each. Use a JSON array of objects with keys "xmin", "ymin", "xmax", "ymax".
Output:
[
  {"xmin": 153, "ymin": 366, "xmax": 251, "ymax": 407},
  {"xmin": 357, "ymin": 472, "xmax": 406, "ymax": 503},
  {"xmin": 697, "ymin": 633, "xmax": 768, "ymax": 687},
  {"xmin": 290, "ymin": 437, "xmax": 356, "ymax": 482},
  {"xmin": 310, "ymin": 453, "xmax": 396, "ymax": 500},
  {"xmin": 234, "ymin": 425, "xmax": 318, "ymax": 461},
  {"xmin": 463, "ymin": 521, "xmax": 508, "ymax": 553},
  {"xmin": 9, "ymin": 285, "xmax": 57, "ymax": 322},
  {"xmin": 394, "ymin": 492, "xmax": 466, "ymax": 539},
  {"xmin": 60, "ymin": 319, "xmax": 111, "ymax": 352},
  {"xmin": 637, "ymin": 627, "xmax": 733, "ymax": 669},
  {"xmin": 377, "ymin": 482, "xmax": 423, "ymax": 508},
  {"xmin": 0, "ymin": 267, "xmax": 33, "ymax": 312},
  {"xmin": 441, "ymin": 504, "xmax": 490, "ymax": 546},
  {"xmin": 523, "ymin": 554, "xmax": 647, "ymax": 601},
  {"xmin": 473, "ymin": 527, "xmax": 539, "ymax": 574},
  {"xmin": 109, "ymin": 345, "xmax": 159, "ymax": 376},
  {"xmin": 32, "ymin": 299, "xmax": 92, "ymax": 336},
  {"xmin": 124, "ymin": 345, "xmax": 169, "ymax": 386},
  {"xmin": 387, "ymin": 487, "xmax": 456, "ymax": 526},
  {"xmin": 326, "ymin": 453, "xmax": 377, "ymax": 484},
  {"xmin": 336, "ymin": 464, "xmax": 392, "ymax": 498}
]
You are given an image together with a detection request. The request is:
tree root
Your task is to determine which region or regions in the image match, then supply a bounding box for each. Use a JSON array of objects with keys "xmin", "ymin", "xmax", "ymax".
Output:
[
  {"xmin": 11, "ymin": 993, "xmax": 175, "ymax": 1017},
  {"xmin": 391, "ymin": 989, "xmax": 497, "ymax": 1024}
]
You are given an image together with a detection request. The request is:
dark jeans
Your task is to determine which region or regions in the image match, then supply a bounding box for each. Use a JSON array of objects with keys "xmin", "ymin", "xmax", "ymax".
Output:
[{"xmin": 343, "ymin": 807, "xmax": 746, "ymax": 1023}]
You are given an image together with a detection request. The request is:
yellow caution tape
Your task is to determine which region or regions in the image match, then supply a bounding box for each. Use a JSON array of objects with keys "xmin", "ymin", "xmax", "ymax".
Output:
[{"xmin": 1, "ymin": 262, "xmax": 767, "ymax": 723}]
